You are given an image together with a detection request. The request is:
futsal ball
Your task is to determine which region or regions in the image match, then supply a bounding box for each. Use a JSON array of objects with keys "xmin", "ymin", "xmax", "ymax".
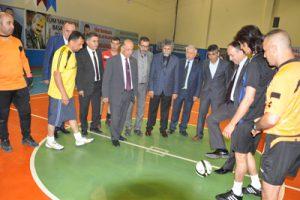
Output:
[{"xmin": 195, "ymin": 160, "xmax": 212, "ymax": 177}]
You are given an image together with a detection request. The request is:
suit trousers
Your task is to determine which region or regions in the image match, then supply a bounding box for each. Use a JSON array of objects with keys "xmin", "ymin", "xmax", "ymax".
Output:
[
  {"xmin": 79, "ymin": 81, "xmax": 102, "ymax": 135},
  {"xmin": 124, "ymin": 83, "xmax": 148, "ymax": 131},
  {"xmin": 0, "ymin": 87, "xmax": 31, "ymax": 140},
  {"xmin": 169, "ymin": 89, "xmax": 194, "ymax": 132},
  {"xmin": 146, "ymin": 93, "xmax": 172, "ymax": 132},
  {"xmin": 110, "ymin": 90, "xmax": 134, "ymax": 140},
  {"xmin": 196, "ymin": 95, "xmax": 224, "ymax": 137},
  {"xmin": 206, "ymin": 102, "xmax": 236, "ymax": 150}
]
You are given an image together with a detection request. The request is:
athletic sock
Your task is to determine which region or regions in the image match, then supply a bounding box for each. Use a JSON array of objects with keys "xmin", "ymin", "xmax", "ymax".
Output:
[
  {"xmin": 232, "ymin": 181, "xmax": 243, "ymax": 196},
  {"xmin": 250, "ymin": 174, "xmax": 261, "ymax": 190}
]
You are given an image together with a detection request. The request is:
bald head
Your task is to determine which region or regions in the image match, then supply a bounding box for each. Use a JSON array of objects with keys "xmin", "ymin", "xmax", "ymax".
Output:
[
  {"xmin": 263, "ymin": 29, "xmax": 294, "ymax": 67},
  {"xmin": 0, "ymin": 12, "xmax": 14, "ymax": 36},
  {"xmin": 121, "ymin": 39, "xmax": 134, "ymax": 58}
]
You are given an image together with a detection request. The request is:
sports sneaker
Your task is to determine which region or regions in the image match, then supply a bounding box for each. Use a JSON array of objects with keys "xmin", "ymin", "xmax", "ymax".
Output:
[
  {"xmin": 45, "ymin": 141, "xmax": 64, "ymax": 150},
  {"xmin": 75, "ymin": 137, "xmax": 94, "ymax": 146},
  {"xmin": 242, "ymin": 184, "xmax": 261, "ymax": 197},
  {"xmin": 1, "ymin": 139, "xmax": 12, "ymax": 152},
  {"xmin": 215, "ymin": 190, "xmax": 243, "ymax": 200}
]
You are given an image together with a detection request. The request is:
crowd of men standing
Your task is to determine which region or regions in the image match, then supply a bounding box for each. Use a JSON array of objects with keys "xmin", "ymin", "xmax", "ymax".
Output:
[{"xmin": 1, "ymin": 10, "xmax": 299, "ymax": 200}]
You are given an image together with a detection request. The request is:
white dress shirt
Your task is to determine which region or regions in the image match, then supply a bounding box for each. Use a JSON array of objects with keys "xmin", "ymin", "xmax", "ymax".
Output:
[
  {"xmin": 230, "ymin": 57, "xmax": 248, "ymax": 101},
  {"xmin": 209, "ymin": 58, "xmax": 219, "ymax": 79},
  {"xmin": 182, "ymin": 59, "xmax": 194, "ymax": 89},
  {"xmin": 63, "ymin": 36, "xmax": 68, "ymax": 45},
  {"xmin": 87, "ymin": 46, "xmax": 100, "ymax": 81},
  {"xmin": 120, "ymin": 53, "xmax": 133, "ymax": 90}
]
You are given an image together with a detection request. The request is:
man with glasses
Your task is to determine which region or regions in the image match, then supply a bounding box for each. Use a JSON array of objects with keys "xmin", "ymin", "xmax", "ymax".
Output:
[{"xmin": 124, "ymin": 36, "xmax": 153, "ymax": 136}]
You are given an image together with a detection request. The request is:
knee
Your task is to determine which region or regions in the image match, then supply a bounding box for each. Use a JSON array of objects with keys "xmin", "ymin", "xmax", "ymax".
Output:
[{"xmin": 235, "ymin": 152, "xmax": 247, "ymax": 162}]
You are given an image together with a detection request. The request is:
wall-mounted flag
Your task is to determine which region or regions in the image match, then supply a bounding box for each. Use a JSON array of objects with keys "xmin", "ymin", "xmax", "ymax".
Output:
[{"xmin": 37, "ymin": 0, "xmax": 57, "ymax": 12}]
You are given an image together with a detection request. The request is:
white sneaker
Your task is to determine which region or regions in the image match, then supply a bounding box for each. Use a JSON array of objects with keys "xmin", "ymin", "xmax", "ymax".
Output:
[
  {"xmin": 45, "ymin": 141, "xmax": 64, "ymax": 150},
  {"xmin": 75, "ymin": 137, "xmax": 94, "ymax": 146}
]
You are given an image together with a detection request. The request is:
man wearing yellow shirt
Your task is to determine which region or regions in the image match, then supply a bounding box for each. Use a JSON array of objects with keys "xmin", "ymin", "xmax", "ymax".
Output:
[
  {"xmin": 252, "ymin": 29, "xmax": 300, "ymax": 200},
  {"xmin": 46, "ymin": 31, "xmax": 94, "ymax": 150},
  {"xmin": 0, "ymin": 12, "xmax": 38, "ymax": 152}
]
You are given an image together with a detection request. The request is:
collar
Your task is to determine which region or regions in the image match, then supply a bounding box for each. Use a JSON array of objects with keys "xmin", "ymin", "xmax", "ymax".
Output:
[
  {"xmin": 278, "ymin": 57, "xmax": 300, "ymax": 69},
  {"xmin": 87, "ymin": 46, "xmax": 96, "ymax": 54},
  {"xmin": 210, "ymin": 58, "xmax": 219, "ymax": 66},
  {"xmin": 239, "ymin": 56, "xmax": 248, "ymax": 68}
]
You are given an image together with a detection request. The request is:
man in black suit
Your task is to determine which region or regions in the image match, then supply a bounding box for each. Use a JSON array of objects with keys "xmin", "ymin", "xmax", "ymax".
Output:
[
  {"xmin": 102, "ymin": 39, "xmax": 138, "ymax": 147},
  {"xmin": 168, "ymin": 45, "xmax": 203, "ymax": 136},
  {"xmin": 76, "ymin": 32, "xmax": 104, "ymax": 136},
  {"xmin": 194, "ymin": 44, "xmax": 232, "ymax": 141}
]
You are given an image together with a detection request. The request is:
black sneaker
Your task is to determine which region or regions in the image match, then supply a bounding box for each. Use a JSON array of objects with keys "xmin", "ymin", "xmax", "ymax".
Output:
[
  {"xmin": 168, "ymin": 129, "xmax": 175, "ymax": 134},
  {"xmin": 1, "ymin": 139, "xmax": 12, "ymax": 152},
  {"xmin": 216, "ymin": 190, "xmax": 243, "ymax": 200},
  {"xmin": 179, "ymin": 130, "xmax": 188, "ymax": 137},
  {"xmin": 22, "ymin": 136, "xmax": 39, "ymax": 147},
  {"xmin": 206, "ymin": 149, "xmax": 229, "ymax": 159},
  {"xmin": 242, "ymin": 184, "xmax": 261, "ymax": 197}
]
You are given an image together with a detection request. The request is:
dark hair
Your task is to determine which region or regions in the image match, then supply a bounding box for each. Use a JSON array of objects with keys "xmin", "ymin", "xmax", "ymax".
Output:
[
  {"xmin": 139, "ymin": 36, "xmax": 150, "ymax": 43},
  {"xmin": 207, "ymin": 44, "xmax": 219, "ymax": 52},
  {"xmin": 234, "ymin": 25, "xmax": 264, "ymax": 53},
  {"xmin": 162, "ymin": 39, "xmax": 174, "ymax": 47},
  {"xmin": 85, "ymin": 32, "xmax": 98, "ymax": 40},
  {"xmin": 84, "ymin": 24, "xmax": 90, "ymax": 29},
  {"xmin": 111, "ymin": 36, "xmax": 121, "ymax": 42},
  {"xmin": 228, "ymin": 41, "xmax": 241, "ymax": 50},
  {"xmin": 5, "ymin": 7, "xmax": 13, "ymax": 12},
  {"xmin": 68, "ymin": 31, "xmax": 84, "ymax": 42}
]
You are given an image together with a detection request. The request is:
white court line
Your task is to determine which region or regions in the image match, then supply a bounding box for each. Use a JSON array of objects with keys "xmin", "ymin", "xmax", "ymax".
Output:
[{"xmin": 9, "ymin": 108, "xmax": 300, "ymax": 195}]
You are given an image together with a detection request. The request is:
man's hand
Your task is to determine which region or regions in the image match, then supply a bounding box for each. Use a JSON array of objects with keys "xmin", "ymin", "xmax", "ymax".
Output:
[
  {"xmin": 172, "ymin": 94, "xmax": 178, "ymax": 100},
  {"xmin": 148, "ymin": 91, "xmax": 154, "ymax": 98},
  {"xmin": 103, "ymin": 97, "xmax": 109, "ymax": 103},
  {"xmin": 62, "ymin": 95, "xmax": 69, "ymax": 105},
  {"xmin": 43, "ymin": 80, "xmax": 50, "ymax": 85},
  {"xmin": 78, "ymin": 90, "xmax": 84, "ymax": 97},
  {"xmin": 222, "ymin": 123, "xmax": 235, "ymax": 139},
  {"xmin": 251, "ymin": 129, "xmax": 261, "ymax": 137},
  {"xmin": 193, "ymin": 96, "xmax": 199, "ymax": 102}
]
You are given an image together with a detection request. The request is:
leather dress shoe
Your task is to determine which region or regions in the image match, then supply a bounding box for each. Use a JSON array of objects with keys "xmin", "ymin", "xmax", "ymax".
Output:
[
  {"xmin": 112, "ymin": 140, "xmax": 120, "ymax": 147},
  {"xmin": 192, "ymin": 135, "xmax": 203, "ymax": 141},
  {"xmin": 180, "ymin": 130, "xmax": 188, "ymax": 137},
  {"xmin": 145, "ymin": 130, "xmax": 152, "ymax": 136},
  {"xmin": 90, "ymin": 128, "xmax": 103, "ymax": 134},
  {"xmin": 205, "ymin": 149, "xmax": 229, "ymax": 159},
  {"xmin": 119, "ymin": 136, "xmax": 127, "ymax": 141},
  {"xmin": 160, "ymin": 130, "xmax": 168, "ymax": 137},
  {"xmin": 214, "ymin": 167, "xmax": 233, "ymax": 175},
  {"xmin": 59, "ymin": 126, "xmax": 70, "ymax": 134}
]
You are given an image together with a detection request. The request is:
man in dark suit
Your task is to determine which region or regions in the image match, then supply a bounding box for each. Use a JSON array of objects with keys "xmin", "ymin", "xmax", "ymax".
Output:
[
  {"xmin": 42, "ymin": 21, "xmax": 76, "ymax": 137},
  {"xmin": 102, "ymin": 39, "xmax": 138, "ymax": 147},
  {"xmin": 168, "ymin": 45, "xmax": 202, "ymax": 136},
  {"xmin": 194, "ymin": 44, "xmax": 232, "ymax": 141},
  {"xmin": 76, "ymin": 32, "xmax": 103, "ymax": 136},
  {"xmin": 145, "ymin": 39, "xmax": 179, "ymax": 137}
]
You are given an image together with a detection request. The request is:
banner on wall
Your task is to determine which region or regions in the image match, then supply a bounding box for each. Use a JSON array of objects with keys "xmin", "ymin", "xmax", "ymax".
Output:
[
  {"xmin": 26, "ymin": 10, "xmax": 47, "ymax": 49},
  {"xmin": 0, "ymin": 5, "xmax": 25, "ymax": 42},
  {"xmin": 115, "ymin": 29, "xmax": 139, "ymax": 44},
  {"xmin": 46, "ymin": 15, "xmax": 79, "ymax": 42},
  {"xmin": 79, "ymin": 22, "xmax": 115, "ymax": 50}
]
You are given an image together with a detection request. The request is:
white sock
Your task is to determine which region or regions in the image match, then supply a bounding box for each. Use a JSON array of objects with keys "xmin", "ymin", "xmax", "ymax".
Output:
[
  {"xmin": 232, "ymin": 181, "xmax": 243, "ymax": 196},
  {"xmin": 47, "ymin": 136, "xmax": 55, "ymax": 143},
  {"xmin": 74, "ymin": 132, "xmax": 82, "ymax": 140},
  {"xmin": 250, "ymin": 174, "xmax": 261, "ymax": 190}
]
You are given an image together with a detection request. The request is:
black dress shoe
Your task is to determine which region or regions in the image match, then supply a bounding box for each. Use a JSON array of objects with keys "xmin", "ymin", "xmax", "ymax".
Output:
[
  {"xmin": 192, "ymin": 135, "xmax": 203, "ymax": 141},
  {"xmin": 168, "ymin": 129, "xmax": 175, "ymax": 134},
  {"xmin": 119, "ymin": 136, "xmax": 127, "ymax": 141},
  {"xmin": 216, "ymin": 190, "xmax": 243, "ymax": 200},
  {"xmin": 179, "ymin": 130, "xmax": 188, "ymax": 137},
  {"xmin": 214, "ymin": 167, "xmax": 233, "ymax": 175},
  {"xmin": 54, "ymin": 129, "xmax": 59, "ymax": 139},
  {"xmin": 22, "ymin": 136, "xmax": 39, "ymax": 147},
  {"xmin": 59, "ymin": 126, "xmax": 70, "ymax": 134},
  {"xmin": 205, "ymin": 149, "xmax": 229, "ymax": 159},
  {"xmin": 112, "ymin": 140, "xmax": 120, "ymax": 147},
  {"xmin": 134, "ymin": 130, "xmax": 142, "ymax": 136},
  {"xmin": 0, "ymin": 139, "xmax": 12, "ymax": 152},
  {"xmin": 145, "ymin": 129, "xmax": 152, "ymax": 136},
  {"xmin": 90, "ymin": 128, "xmax": 103, "ymax": 135},
  {"xmin": 160, "ymin": 130, "xmax": 168, "ymax": 137}
]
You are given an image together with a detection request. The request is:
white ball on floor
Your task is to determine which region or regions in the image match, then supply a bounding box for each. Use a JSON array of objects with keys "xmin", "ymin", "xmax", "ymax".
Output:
[{"xmin": 195, "ymin": 160, "xmax": 212, "ymax": 177}]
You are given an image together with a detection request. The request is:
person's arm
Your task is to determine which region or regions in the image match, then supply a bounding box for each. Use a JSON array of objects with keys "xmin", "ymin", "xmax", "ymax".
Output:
[
  {"xmin": 75, "ymin": 52, "xmax": 85, "ymax": 97},
  {"xmin": 102, "ymin": 58, "xmax": 113, "ymax": 103},
  {"xmin": 172, "ymin": 58, "xmax": 180, "ymax": 99},
  {"xmin": 194, "ymin": 63, "xmax": 203, "ymax": 101},
  {"xmin": 54, "ymin": 71, "xmax": 69, "ymax": 105},
  {"xmin": 148, "ymin": 56, "xmax": 155, "ymax": 98},
  {"xmin": 223, "ymin": 86, "xmax": 256, "ymax": 138},
  {"xmin": 42, "ymin": 36, "xmax": 55, "ymax": 83}
]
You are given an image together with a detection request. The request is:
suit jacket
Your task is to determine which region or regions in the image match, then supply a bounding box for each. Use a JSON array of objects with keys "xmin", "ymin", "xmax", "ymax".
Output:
[
  {"xmin": 200, "ymin": 58, "xmax": 232, "ymax": 100},
  {"xmin": 148, "ymin": 53, "xmax": 180, "ymax": 96},
  {"xmin": 76, "ymin": 48, "xmax": 104, "ymax": 96},
  {"xmin": 43, "ymin": 34, "xmax": 65, "ymax": 80},
  {"xmin": 102, "ymin": 54, "xmax": 138, "ymax": 106},
  {"xmin": 132, "ymin": 50, "xmax": 153, "ymax": 84},
  {"xmin": 178, "ymin": 59, "xmax": 203, "ymax": 98}
]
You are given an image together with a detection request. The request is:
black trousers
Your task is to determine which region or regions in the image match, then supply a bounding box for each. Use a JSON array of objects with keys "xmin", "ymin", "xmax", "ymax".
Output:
[
  {"xmin": 0, "ymin": 87, "xmax": 31, "ymax": 140},
  {"xmin": 79, "ymin": 81, "xmax": 102, "ymax": 134},
  {"xmin": 146, "ymin": 93, "xmax": 172, "ymax": 132}
]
